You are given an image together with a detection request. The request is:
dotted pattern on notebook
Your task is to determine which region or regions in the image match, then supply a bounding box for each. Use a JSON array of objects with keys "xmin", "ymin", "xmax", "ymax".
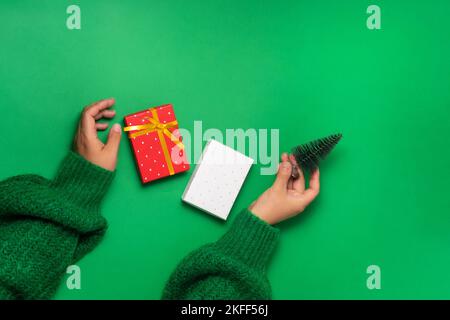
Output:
[{"xmin": 182, "ymin": 140, "xmax": 254, "ymax": 220}]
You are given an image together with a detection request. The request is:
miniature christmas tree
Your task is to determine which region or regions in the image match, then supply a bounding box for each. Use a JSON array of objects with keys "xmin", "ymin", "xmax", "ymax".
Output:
[{"xmin": 291, "ymin": 133, "xmax": 342, "ymax": 175}]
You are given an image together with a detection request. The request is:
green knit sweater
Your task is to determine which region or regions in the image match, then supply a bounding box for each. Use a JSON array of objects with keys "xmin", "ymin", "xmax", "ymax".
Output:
[
  {"xmin": 162, "ymin": 209, "xmax": 280, "ymax": 300},
  {"xmin": 0, "ymin": 151, "xmax": 114, "ymax": 299},
  {"xmin": 0, "ymin": 152, "xmax": 280, "ymax": 300}
]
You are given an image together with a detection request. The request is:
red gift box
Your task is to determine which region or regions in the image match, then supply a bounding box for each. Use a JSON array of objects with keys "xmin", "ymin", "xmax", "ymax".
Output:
[{"xmin": 124, "ymin": 104, "xmax": 190, "ymax": 183}]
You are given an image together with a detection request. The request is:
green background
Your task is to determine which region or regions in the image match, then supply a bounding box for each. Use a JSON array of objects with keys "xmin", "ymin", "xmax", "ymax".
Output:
[{"xmin": 1, "ymin": 0, "xmax": 449, "ymax": 299}]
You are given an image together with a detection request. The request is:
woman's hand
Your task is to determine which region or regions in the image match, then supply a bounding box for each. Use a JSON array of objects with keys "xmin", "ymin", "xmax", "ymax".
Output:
[
  {"xmin": 73, "ymin": 98, "xmax": 122, "ymax": 171},
  {"xmin": 249, "ymin": 153, "xmax": 320, "ymax": 225}
]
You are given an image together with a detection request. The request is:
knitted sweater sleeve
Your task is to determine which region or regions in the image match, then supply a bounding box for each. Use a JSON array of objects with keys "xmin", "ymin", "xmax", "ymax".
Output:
[
  {"xmin": 0, "ymin": 151, "xmax": 114, "ymax": 300},
  {"xmin": 162, "ymin": 209, "xmax": 280, "ymax": 300}
]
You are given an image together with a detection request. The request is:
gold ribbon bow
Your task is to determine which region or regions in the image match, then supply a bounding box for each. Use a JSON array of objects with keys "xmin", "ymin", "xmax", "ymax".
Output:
[{"xmin": 124, "ymin": 108, "xmax": 184, "ymax": 176}]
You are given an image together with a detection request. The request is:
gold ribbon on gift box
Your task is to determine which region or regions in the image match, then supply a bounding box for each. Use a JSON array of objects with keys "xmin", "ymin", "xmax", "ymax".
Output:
[{"xmin": 124, "ymin": 108, "xmax": 184, "ymax": 176}]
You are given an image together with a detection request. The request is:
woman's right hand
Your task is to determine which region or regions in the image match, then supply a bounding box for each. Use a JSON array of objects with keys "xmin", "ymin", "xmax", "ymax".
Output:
[{"xmin": 249, "ymin": 153, "xmax": 320, "ymax": 225}]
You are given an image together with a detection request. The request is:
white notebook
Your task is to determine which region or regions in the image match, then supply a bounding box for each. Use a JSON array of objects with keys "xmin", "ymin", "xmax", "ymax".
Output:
[{"xmin": 182, "ymin": 140, "xmax": 254, "ymax": 220}]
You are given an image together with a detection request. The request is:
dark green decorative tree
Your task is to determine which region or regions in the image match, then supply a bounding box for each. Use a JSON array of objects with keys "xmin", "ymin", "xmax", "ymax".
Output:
[{"xmin": 291, "ymin": 133, "xmax": 342, "ymax": 174}]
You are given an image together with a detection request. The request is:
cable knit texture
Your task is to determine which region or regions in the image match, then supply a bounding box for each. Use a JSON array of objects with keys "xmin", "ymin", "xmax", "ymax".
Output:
[
  {"xmin": 162, "ymin": 209, "xmax": 280, "ymax": 300},
  {"xmin": 0, "ymin": 151, "xmax": 114, "ymax": 300}
]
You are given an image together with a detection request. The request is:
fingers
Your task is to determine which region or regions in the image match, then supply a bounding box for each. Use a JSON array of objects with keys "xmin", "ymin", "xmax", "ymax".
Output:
[
  {"xmin": 272, "ymin": 153, "xmax": 292, "ymax": 192},
  {"xmin": 94, "ymin": 109, "xmax": 116, "ymax": 120},
  {"xmin": 94, "ymin": 106, "xmax": 116, "ymax": 131},
  {"xmin": 85, "ymin": 98, "xmax": 115, "ymax": 117},
  {"xmin": 95, "ymin": 123, "xmax": 109, "ymax": 131},
  {"xmin": 281, "ymin": 153, "xmax": 294, "ymax": 189},
  {"xmin": 104, "ymin": 123, "xmax": 122, "ymax": 155},
  {"xmin": 81, "ymin": 98, "xmax": 116, "ymax": 138},
  {"xmin": 289, "ymin": 154, "xmax": 305, "ymax": 193},
  {"xmin": 301, "ymin": 168, "xmax": 320, "ymax": 206},
  {"xmin": 94, "ymin": 110, "xmax": 116, "ymax": 130},
  {"xmin": 287, "ymin": 179, "xmax": 294, "ymax": 190}
]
